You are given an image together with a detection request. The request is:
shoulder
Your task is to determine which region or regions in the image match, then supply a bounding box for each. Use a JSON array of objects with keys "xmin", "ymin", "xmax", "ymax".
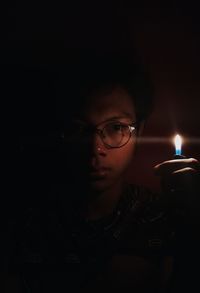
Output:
[
  {"xmin": 7, "ymin": 193, "xmax": 63, "ymax": 269},
  {"xmin": 127, "ymin": 184, "xmax": 167, "ymax": 221},
  {"xmin": 117, "ymin": 185, "xmax": 176, "ymax": 253}
]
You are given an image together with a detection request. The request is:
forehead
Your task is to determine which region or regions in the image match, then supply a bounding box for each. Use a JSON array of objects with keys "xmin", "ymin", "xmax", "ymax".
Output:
[{"xmin": 77, "ymin": 86, "xmax": 136, "ymax": 123}]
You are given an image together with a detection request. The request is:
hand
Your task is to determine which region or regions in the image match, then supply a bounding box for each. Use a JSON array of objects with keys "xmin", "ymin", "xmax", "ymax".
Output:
[
  {"xmin": 154, "ymin": 158, "xmax": 200, "ymax": 217},
  {"xmin": 154, "ymin": 157, "xmax": 199, "ymax": 179}
]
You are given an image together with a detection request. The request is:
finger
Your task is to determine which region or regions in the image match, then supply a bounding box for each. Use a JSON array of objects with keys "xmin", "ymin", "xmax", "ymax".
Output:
[
  {"xmin": 154, "ymin": 158, "xmax": 199, "ymax": 175},
  {"xmin": 172, "ymin": 167, "xmax": 198, "ymax": 175}
]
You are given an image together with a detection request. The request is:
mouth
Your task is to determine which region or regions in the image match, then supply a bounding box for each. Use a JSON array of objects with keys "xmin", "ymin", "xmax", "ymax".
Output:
[{"xmin": 88, "ymin": 167, "xmax": 110, "ymax": 179}]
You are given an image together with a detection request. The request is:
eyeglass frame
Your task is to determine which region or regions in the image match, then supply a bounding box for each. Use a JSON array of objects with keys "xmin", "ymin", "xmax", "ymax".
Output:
[{"xmin": 61, "ymin": 120, "xmax": 139, "ymax": 149}]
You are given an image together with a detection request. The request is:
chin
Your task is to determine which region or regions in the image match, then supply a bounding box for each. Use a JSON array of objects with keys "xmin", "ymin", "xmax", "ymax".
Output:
[
  {"xmin": 89, "ymin": 180, "xmax": 110, "ymax": 192},
  {"xmin": 92, "ymin": 186, "xmax": 110, "ymax": 193},
  {"xmin": 88, "ymin": 176, "xmax": 120, "ymax": 193}
]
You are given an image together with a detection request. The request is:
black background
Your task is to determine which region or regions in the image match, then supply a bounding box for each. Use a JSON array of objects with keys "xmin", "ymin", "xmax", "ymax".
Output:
[{"xmin": 2, "ymin": 0, "xmax": 200, "ymax": 191}]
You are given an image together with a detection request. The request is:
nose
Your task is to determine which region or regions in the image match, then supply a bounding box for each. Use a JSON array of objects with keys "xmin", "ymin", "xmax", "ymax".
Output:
[{"xmin": 91, "ymin": 132, "xmax": 107, "ymax": 156}]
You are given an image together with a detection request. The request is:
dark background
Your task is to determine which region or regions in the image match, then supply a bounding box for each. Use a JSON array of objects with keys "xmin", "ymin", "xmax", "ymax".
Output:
[{"xmin": 2, "ymin": 1, "xmax": 200, "ymax": 191}]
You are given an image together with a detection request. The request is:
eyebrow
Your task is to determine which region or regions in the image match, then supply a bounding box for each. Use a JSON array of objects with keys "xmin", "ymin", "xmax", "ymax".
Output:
[
  {"xmin": 74, "ymin": 112, "xmax": 135, "ymax": 126},
  {"xmin": 102, "ymin": 112, "xmax": 134, "ymax": 123}
]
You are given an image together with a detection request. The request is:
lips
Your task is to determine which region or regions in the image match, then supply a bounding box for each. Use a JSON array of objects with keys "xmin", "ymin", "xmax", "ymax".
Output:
[
  {"xmin": 88, "ymin": 166, "xmax": 110, "ymax": 179},
  {"xmin": 84, "ymin": 157, "xmax": 111, "ymax": 179}
]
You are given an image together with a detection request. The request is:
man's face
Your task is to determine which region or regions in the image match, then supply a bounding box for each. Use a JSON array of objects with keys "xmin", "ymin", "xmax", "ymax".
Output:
[{"xmin": 67, "ymin": 86, "xmax": 139, "ymax": 192}]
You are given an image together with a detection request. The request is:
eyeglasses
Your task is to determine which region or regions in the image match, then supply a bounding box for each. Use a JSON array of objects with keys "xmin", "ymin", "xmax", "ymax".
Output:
[{"xmin": 62, "ymin": 121, "xmax": 138, "ymax": 148}]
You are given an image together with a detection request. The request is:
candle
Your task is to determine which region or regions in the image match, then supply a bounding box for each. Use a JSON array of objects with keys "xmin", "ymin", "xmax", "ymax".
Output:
[{"xmin": 174, "ymin": 134, "xmax": 182, "ymax": 156}]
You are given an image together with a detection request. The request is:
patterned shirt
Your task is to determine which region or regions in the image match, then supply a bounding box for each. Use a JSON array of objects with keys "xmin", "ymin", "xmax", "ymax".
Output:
[{"xmin": 5, "ymin": 184, "xmax": 196, "ymax": 293}]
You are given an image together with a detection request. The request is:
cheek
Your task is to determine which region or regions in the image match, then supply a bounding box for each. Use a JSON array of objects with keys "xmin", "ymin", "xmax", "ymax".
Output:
[{"xmin": 111, "ymin": 142, "xmax": 136, "ymax": 170}]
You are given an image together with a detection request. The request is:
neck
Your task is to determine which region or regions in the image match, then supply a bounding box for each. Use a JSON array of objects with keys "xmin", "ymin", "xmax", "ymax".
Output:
[{"xmin": 83, "ymin": 180, "xmax": 126, "ymax": 220}]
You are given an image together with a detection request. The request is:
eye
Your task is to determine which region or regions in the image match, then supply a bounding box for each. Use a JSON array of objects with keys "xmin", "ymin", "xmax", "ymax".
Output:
[
  {"xmin": 113, "ymin": 124, "xmax": 122, "ymax": 131},
  {"xmin": 110, "ymin": 123, "xmax": 125, "ymax": 131},
  {"xmin": 105, "ymin": 122, "xmax": 126, "ymax": 135}
]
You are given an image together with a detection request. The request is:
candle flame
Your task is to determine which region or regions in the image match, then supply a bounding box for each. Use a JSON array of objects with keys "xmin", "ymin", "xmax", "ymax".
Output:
[{"xmin": 174, "ymin": 134, "xmax": 182, "ymax": 155}]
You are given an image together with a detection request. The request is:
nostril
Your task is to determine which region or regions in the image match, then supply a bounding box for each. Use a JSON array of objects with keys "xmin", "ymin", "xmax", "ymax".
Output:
[{"xmin": 93, "ymin": 138, "xmax": 107, "ymax": 156}]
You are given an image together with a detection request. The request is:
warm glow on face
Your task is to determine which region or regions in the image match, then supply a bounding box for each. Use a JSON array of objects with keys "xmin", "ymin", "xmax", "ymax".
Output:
[{"xmin": 174, "ymin": 134, "xmax": 182, "ymax": 155}]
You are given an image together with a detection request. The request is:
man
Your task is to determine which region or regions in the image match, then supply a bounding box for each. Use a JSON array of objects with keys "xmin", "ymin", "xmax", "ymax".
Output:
[{"xmin": 5, "ymin": 51, "xmax": 200, "ymax": 292}]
